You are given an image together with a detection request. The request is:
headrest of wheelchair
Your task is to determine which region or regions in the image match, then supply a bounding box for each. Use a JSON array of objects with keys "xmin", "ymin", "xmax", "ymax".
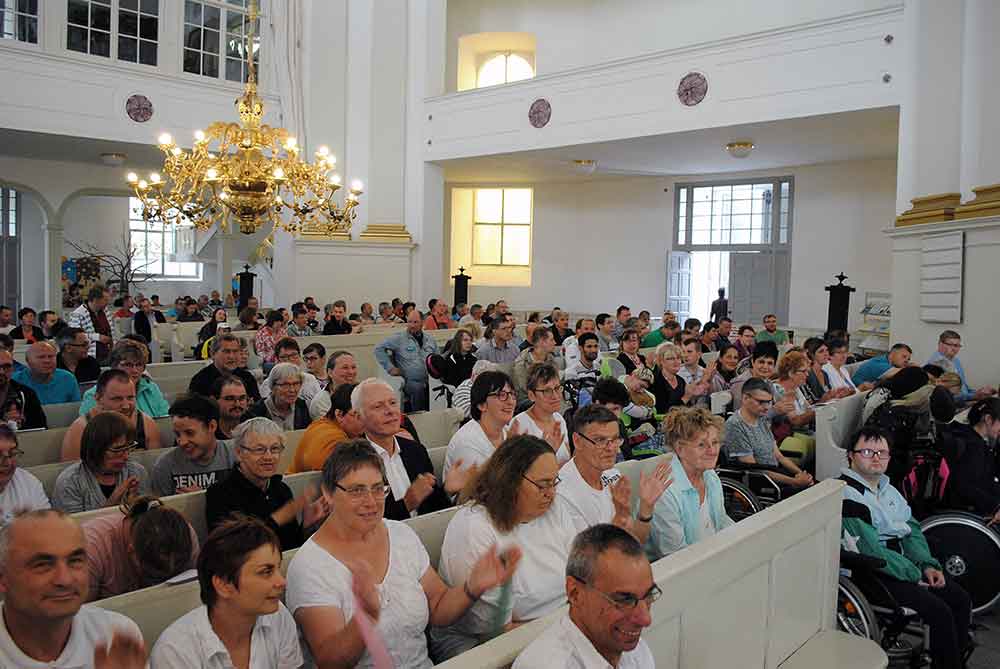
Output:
[
  {"xmin": 929, "ymin": 385, "xmax": 957, "ymax": 423},
  {"xmin": 425, "ymin": 354, "xmax": 447, "ymax": 380},
  {"xmin": 881, "ymin": 366, "xmax": 930, "ymax": 399}
]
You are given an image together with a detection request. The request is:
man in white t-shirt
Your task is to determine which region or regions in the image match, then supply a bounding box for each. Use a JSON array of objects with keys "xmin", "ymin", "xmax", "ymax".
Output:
[
  {"xmin": 150, "ymin": 516, "xmax": 303, "ymax": 668},
  {"xmin": 563, "ymin": 332, "xmax": 601, "ymax": 383},
  {"xmin": 558, "ymin": 405, "xmax": 671, "ymax": 544},
  {"xmin": 514, "ymin": 524, "xmax": 657, "ymax": 669},
  {"xmin": 0, "ymin": 426, "xmax": 50, "ymax": 528},
  {"xmin": 563, "ymin": 318, "xmax": 597, "ymax": 368},
  {"xmin": 0, "ymin": 509, "xmax": 145, "ymax": 667}
]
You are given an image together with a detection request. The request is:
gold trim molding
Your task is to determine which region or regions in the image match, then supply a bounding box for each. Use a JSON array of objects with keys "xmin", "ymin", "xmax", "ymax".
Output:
[
  {"xmin": 359, "ymin": 224, "xmax": 412, "ymax": 243},
  {"xmin": 955, "ymin": 183, "xmax": 1000, "ymax": 220},
  {"xmin": 895, "ymin": 192, "xmax": 961, "ymax": 227}
]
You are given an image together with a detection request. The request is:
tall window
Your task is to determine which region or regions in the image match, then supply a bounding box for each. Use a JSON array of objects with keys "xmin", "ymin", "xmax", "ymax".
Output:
[
  {"xmin": 183, "ymin": 0, "xmax": 259, "ymax": 83},
  {"xmin": 0, "ymin": 188, "xmax": 20, "ymax": 311},
  {"xmin": 477, "ymin": 52, "xmax": 533, "ymax": 88},
  {"xmin": 675, "ymin": 177, "xmax": 793, "ymax": 248},
  {"xmin": 1, "ymin": 0, "xmax": 39, "ymax": 43},
  {"xmin": 128, "ymin": 198, "xmax": 201, "ymax": 278},
  {"xmin": 67, "ymin": 0, "xmax": 159, "ymax": 65},
  {"xmin": 473, "ymin": 188, "xmax": 531, "ymax": 266}
]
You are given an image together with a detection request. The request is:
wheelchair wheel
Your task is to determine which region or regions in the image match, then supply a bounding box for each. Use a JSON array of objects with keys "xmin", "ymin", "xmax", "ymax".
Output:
[
  {"xmin": 837, "ymin": 575, "xmax": 882, "ymax": 644},
  {"xmin": 921, "ymin": 512, "xmax": 1000, "ymax": 614},
  {"xmin": 720, "ymin": 479, "xmax": 762, "ymax": 521}
]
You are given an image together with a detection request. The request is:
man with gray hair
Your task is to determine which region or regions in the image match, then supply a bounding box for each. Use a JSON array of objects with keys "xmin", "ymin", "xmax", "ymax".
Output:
[
  {"xmin": 514, "ymin": 524, "xmax": 657, "ymax": 668},
  {"xmin": 0, "ymin": 509, "xmax": 147, "ymax": 667},
  {"xmin": 206, "ymin": 418, "xmax": 328, "ymax": 551},
  {"xmin": 374, "ymin": 308, "xmax": 439, "ymax": 412},
  {"xmin": 245, "ymin": 363, "xmax": 311, "ymax": 430},
  {"xmin": 189, "ymin": 332, "xmax": 261, "ymax": 402}
]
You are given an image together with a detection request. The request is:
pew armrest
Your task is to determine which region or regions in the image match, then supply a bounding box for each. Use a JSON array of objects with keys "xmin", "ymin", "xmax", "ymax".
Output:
[{"xmin": 778, "ymin": 630, "xmax": 887, "ymax": 669}]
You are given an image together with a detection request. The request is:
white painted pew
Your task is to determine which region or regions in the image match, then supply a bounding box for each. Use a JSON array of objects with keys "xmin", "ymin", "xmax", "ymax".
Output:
[
  {"xmin": 17, "ymin": 416, "xmax": 175, "ymax": 468},
  {"xmin": 409, "ymin": 408, "xmax": 464, "ymax": 448},
  {"xmin": 814, "ymin": 390, "xmax": 871, "ymax": 481},
  {"xmin": 438, "ymin": 480, "xmax": 886, "ymax": 669},
  {"xmin": 42, "ymin": 401, "xmax": 82, "ymax": 428},
  {"xmin": 145, "ymin": 360, "xmax": 210, "ymax": 381}
]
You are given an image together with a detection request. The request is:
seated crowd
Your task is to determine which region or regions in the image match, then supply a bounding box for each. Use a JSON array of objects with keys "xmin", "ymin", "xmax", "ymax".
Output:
[{"xmin": 0, "ymin": 291, "xmax": 995, "ymax": 667}]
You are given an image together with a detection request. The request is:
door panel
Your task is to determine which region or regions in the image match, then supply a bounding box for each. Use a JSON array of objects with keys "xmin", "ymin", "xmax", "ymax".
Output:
[
  {"xmin": 729, "ymin": 252, "xmax": 775, "ymax": 325},
  {"xmin": 667, "ymin": 251, "xmax": 692, "ymax": 322}
]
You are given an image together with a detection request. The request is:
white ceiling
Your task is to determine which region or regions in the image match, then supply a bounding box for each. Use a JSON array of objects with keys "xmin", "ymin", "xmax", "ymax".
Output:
[
  {"xmin": 441, "ymin": 107, "xmax": 899, "ymax": 183},
  {"xmin": 0, "ymin": 127, "xmax": 165, "ymax": 170}
]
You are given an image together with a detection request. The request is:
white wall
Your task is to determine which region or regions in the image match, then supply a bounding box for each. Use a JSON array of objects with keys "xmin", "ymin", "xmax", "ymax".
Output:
[
  {"xmin": 446, "ymin": 157, "xmax": 897, "ymax": 328},
  {"xmin": 445, "ymin": 0, "xmax": 899, "ymax": 91}
]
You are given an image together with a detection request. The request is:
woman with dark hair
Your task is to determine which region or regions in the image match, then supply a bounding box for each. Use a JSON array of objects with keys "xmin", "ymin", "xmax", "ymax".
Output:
[
  {"xmin": 939, "ymin": 397, "xmax": 1000, "ymax": 521},
  {"xmin": 286, "ymin": 440, "xmax": 520, "ymax": 669},
  {"xmin": 442, "ymin": 371, "xmax": 517, "ymax": 482},
  {"xmin": 709, "ymin": 343, "xmax": 741, "ymax": 393},
  {"xmin": 617, "ymin": 327, "xmax": 647, "ymax": 376},
  {"xmin": 510, "ymin": 363, "xmax": 570, "ymax": 463},
  {"xmin": 196, "ymin": 307, "xmax": 229, "ymax": 348},
  {"xmin": 440, "ymin": 329, "xmax": 477, "ymax": 387},
  {"xmin": 177, "ymin": 298, "xmax": 205, "ymax": 322},
  {"xmin": 431, "ymin": 434, "xmax": 577, "ymax": 660},
  {"xmin": 254, "ymin": 310, "xmax": 287, "ymax": 365},
  {"xmin": 233, "ymin": 306, "xmax": 259, "ymax": 332},
  {"xmin": 52, "ymin": 411, "xmax": 149, "ymax": 513},
  {"xmin": 10, "ymin": 308, "xmax": 44, "ymax": 343},
  {"xmin": 83, "ymin": 495, "xmax": 197, "ymax": 601}
]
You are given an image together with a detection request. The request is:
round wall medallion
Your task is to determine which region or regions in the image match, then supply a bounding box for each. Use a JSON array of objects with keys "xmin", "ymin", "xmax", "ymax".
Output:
[
  {"xmin": 677, "ymin": 72, "xmax": 708, "ymax": 107},
  {"xmin": 126, "ymin": 94, "xmax": 154, "ymax": 123},
  {"xmin": 528, "ymin": 98, "xmax": 552, "ymax": 128}
]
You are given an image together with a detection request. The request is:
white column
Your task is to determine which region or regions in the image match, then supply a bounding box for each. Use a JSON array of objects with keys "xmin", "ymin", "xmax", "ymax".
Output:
[
  {"xmin": 959, "ymin": 0, "xmax": 1000, "ymax": 196},
  {"xmin": 345, "ymin": 0, "xmax": 374, "ymax": 238},
  {"xmin": 216, "ymin": 231, "xmax": 234, "ymax": 300},
  {"xmin": 42, "ymin": 220, "xmax": 63, "ymax": 311},
  {"xmin": 895, "ymin": 0, "xmax": 965, "ymax": 214}
]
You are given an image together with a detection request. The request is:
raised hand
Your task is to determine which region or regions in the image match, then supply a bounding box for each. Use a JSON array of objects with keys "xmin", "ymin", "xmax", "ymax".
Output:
[
  {"xmin": 403, "ymin": 473, "xmax": 436, "ymax": 511},
  {"xmin": 348, "ymin": 559, "xmax": 382, "ymax": 621},
  {"xmin": 444, "ymin": 459, "xmax": 479, "ymax": 497},
  {"xmin": 506, "ymin": 419, "xmax": 522, "ymax": 439},
  {"xmin": 467, "ymin": 544, "xmax": 523, "ymax": 597},
  {"xmin": 637, "ymin": 459, "xmax": 673, "ymax": 512},
  {"xmin": 610, "ymin": 475, "xmax": 633, "ymax": 520},
  {"xmin": 543, "ymin": 421, "xmax": 564, "ymax": 452},
  {"xmin": 301, "ymin": 485, "xmax": 330, "ymax": 527},
  {"xmin": 94, "ymin": 629, "xmax": 146, "ymax": 669}
]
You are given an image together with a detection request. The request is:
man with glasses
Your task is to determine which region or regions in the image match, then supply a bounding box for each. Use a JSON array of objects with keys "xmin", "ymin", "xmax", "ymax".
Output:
[
  {"xmin": 514, "ymin": 523, "xmax": 656, "ymax": 668},
  {"xmin": 0, "ymin": 425, "xmax": 49, "ymax": 528},
  {"xmin": 722, "ymin": 378, "xmax": 813, "ymax": 489},
  {"xmin": 54, "ymin": 327, "xmax": 100, "ymax": 385},
  {"xmin": 558, "ymin": 405, "xmax": 671, "ymax": 544},
  {"xmin": 926, "ymin": 330, "xmax": 996, "ymax": 403},
  {"xmin": 840, "ymin": 426, "xmax": 974, "ymax": 668},
  {"xmin": 211, "ymin": 375, "xmax": 250, "ymax": 441},
  {"xmin": 189, "ymin": 333, "xmax": 262, "ymax": 403},
  {"xmin": 206, "ymin": 418, "xmax": 328, "ymax": 551},
  {"xmin": 475, "ymin": 313, "xmax": 520, "ymax": 364},
  {"xmin": 153, "ymin": 395, "xmax": 238, "ymax": 496},
  {"xmin": 0, "ymin": 349, "xmax": 47, "ymax": 430},
  {"xmin": 259, "ymin": 338, "xmax": 323, "ymax": 404},
  {"xmin": 13, "ymin": 341, "xmax": 81, "ymax": 405},
  {"xmin": 246, "ymin": 363, "xmax": 312, "ymax": 431}
]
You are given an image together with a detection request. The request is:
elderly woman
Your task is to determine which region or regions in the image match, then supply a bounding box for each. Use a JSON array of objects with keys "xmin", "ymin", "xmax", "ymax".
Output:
[
  {"xmin": 646, "ymin": 407, "xmax": 734, "ymax": 560},
  {"xmin": 442, "ymin": 371, "xmax": 517, "ymax": 482},
  {"xmin": 617, "ymin": 327, "xmax": 647, "ymax": 376},
  {"xmin": 290, "ymin": 383, "xmax": 364, "ymax": 473},
  {"xmin": 773, "ymin": 351, "xmax": 819, "ymax": 470},
  {"xmin": 245, "ymin": 362, "xmax": 310, "ymax": 430},
  {"xmin": 431, "ymin": 434, "xmax": 577, "ymax": 660},
  {"xmin": 82, "ymin": 495, "xmax": 196, "ymax": 601},
  {"xmin": 286, "ymin": 440, "xmax": 520, "ymax": 669},
  {"xmin": 53, "ymin": 411, "xmax": 149, "ymax": 513},
  {"xmin": 510, "ymin": 363, "xmax": 570, "ymax": 464},
  {"xmin": 254, "ymin": 310, "xmax": 287, "ymax": 366},
  {"xmin": 78, "ymin": 339, "xmax": 170, "ymax": 418},
  {"xmin": 650, "ymin": 342, "xmax": 705, "ymax": 414},
  {"xmin": 823, "ymin": 338, "xmax": 874, "ymax": 394}
]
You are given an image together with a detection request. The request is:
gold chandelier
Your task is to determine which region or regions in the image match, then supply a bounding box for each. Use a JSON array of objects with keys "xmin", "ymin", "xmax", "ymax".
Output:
[{"xmin": 126, "ymin": 0, "xmax": 361, "ymax": 239}]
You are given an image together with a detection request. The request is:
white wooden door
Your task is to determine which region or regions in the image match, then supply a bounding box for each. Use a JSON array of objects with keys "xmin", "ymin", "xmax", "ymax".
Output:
[{"xmin": 667, "ymin": 251, "xmax": 692, "ymax": 322}]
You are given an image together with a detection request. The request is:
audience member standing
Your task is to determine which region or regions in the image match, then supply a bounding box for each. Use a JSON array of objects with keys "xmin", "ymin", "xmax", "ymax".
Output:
[
  {"xmin": 710, "ymin": 287, "xmax": 729, "ymax": 324},
  {"xmin": 68, "ymin": 285, "xmax": 114, "ymax": 362},
  {"xmin": 374, "ymin": 309, "xmax": 439, "ymax": 412}
]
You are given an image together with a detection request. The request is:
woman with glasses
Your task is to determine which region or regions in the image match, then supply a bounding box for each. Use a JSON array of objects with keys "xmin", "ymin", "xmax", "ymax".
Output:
[
  {"xmin": 430, "ymin": 434, "xmax": 576, "ymax": 661},
  {"xmin": 616, "ymin": 328, "xmax": 647, "ymax": 376},
  {"xmin": 823, "ymin": 338, "xmax": 874, "ymax": 394},
  {"xmin": 82, "ymin": 495, "xmax": 197, "ymax": 601},
  {"xmin": 289, "ymin": 383, "xmax": 364, "ymax": 473},
  {"xmin": 442, "ymin": 371, "xmax": 517, "ymax": 483},
  {"xmin": 78, "ymin": 339, "xmax": 170, "ymax": 418},
  {"xmin": 650, "ymin": 342, "xmax": 702, "ymax": 415},
  {"xmin": 646, "ymin": 407, "xmax": 734, "ymax": 561},
  {"xmin": 772, "ymin": 351, "xmax": 818, "ymax": 471},
  {"xmin": 287, "ymin": 439, "xmax": 520, "ymax": 669},
  {"xmin": 0, "ymin": 424, "xmax": 49, "ymax": 529},
  {"xmin": 53, "ymin": 411, "xmax": 149, "ymax": 513},
  {"xmin": 207, "ymin": 418, "xmax": 329, "ymax": 551},
  {"xmin": 245, "ymin": 363, "xmax": 311, "ymax": 431},
  {"xmin": 510, "ymin": 363, "xmax": 571, "ymax": 464},
  {"xmin": 303, "ymin": 342, "xmax": 329, "ymax": 389}
]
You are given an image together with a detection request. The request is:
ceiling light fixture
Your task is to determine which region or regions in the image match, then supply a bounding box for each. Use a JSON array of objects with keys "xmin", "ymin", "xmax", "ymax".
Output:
[
  {"xmin": 725, "ymin": 141, "xmax": 755, "ymax": 159},
  {"xmin": 572, "ymin": 159, "xmax": 598, "ymax": 175},
  {"xmin": 100, "ymin": 152, "xmax": 127, "ymax": 166}
]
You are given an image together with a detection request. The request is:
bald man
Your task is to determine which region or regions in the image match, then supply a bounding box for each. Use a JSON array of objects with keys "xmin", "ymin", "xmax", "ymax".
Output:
[
  {"xmin": 13, "ymin": 342, "xmax": 82, "ymax": 405},
  {"xmin": 0, "ymin": 510, "xmax": 146, "ymax": 667}
]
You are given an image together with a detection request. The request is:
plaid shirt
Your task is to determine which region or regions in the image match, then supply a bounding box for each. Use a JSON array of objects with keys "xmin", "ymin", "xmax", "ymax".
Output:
[{"xmin": 67, "ymin": 304, "xmax": 115, "ymax": 358}]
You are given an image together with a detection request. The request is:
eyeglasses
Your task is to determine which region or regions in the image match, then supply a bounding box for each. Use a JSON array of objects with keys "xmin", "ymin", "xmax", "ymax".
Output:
[
  {"xmin": 0, "ymin": 449, "xmax": 24, "ymax": 462},
  {"xmin": 794, "ymin": 368, "xmax": 809, "ymax": 375},
  {"xmin": 273, "ymin": 381, "xmax": 302, "ymax": 389},
  {"xmin": 108, "ymin": 441, "xmax": 139, "ymax": 454},
  {"xmin": 853, "ymin": 448, "xmax": 891, "ymax": 460},
  {"xmin": 0, "ymin": 364, "xmax": 12, "ymax": 372},
  {"xmin": 572, "ymin": 576, "xmax": 663, "ymax": 611},
  {"xmin": 240, "ymin": 444, "xmax": 286, "ymax": 457},
  {"xmin": 117, "ymin": 361, "xmax": 145, "ymax": 370},
  {"xmin": 944, "ymin": 341, "xmax": 962, "ymax": 349},
  {"xmin": 747, "ymin": 395, "xmax": 774, "ymax": 406},
  {"xmin": 575, "ymin": 432, "xmax": 624, "ymax": 450},
  {"xmin": 487, "ymin": 390, "xmax": 515, "ymax": 402},
  {"xmin": 335, "ymin": 482, "xmax": 391, "ymax": 499},
  {"xmin": 530, "ymin": 384, "xmax": 563, "ymax": 398},
  {"xmin": 522, "ymin": 474, "xmax": 561, "ymax": 490},
  {"xmin": 221, "ymin": 394, "xmax": 249, "ymax": 404}
]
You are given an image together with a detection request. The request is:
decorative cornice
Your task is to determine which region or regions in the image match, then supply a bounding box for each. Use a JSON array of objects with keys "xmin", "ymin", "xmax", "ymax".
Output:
[{"xmin": 885, "ymin": 214, "xmax": 1000, "ymax": 238}]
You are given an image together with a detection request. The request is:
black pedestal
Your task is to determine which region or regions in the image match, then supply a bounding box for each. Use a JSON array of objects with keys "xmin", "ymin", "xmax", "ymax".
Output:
[
  {"xmin": 237, "ymin": 265, "xmax": 257, "ymax": 312},
  {"xmin": 452, "ymin": 267, "xmax": 471, "ymax": 307},
  {"xmin": 825, "ymin": 273, "xmax": 856, "ymax": 333}
]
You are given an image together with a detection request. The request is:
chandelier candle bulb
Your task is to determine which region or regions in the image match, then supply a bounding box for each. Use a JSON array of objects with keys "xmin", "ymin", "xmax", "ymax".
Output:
[
  {"xmin": 351, "ymin": 180, "xmax": 364, "ymax": 193},
  {"xmin": 331, "ymin": 174, "xmax": 341, "ymax": 185},
  {"xmin": 138, "ymin": 180, "xmax": 148, "ymax": 190},
  {"xmin": 205, "ymin": 168, "xmax": 219, "ymax": 180},
  {"xmin": 157, "ymin": 133, "xmax": 173, "ymax": 146},
  {"xmin": 126, "ymin": 172, "xmax": 138, "ymax": 183},
  {"xmin": 272, "ymin": 167, "xmax": 285, "ymax": 179},
  {"xmin": 171, "ymin": 147, "xmax": 182, "ymax": 156},
  {"xmin": 149, "ymin": 173, "xmax": 161, "ymax": 184},
  {"xmin": 316, "ymin": 145, "xmax": 329, "ymax": 156},
  {"xmin": 194, "ymin": 130, "xmax": 206, "ymax": 142}
]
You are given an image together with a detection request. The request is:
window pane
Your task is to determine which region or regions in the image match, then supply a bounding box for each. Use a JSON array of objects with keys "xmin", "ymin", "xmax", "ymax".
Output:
[
  {"xmin": 91, "ymin": 30, "xmax": 110, "ymax": 56},
  {"xmin": 731, "ymin": 184, "xmax": 752, "ymax": 200},
  {"xmin": 183, "ymin": 48, "xmax": 201, "ymax": 73},
  {"xmin": 474, "ymin": 189, "xmax": 502, "ymax": 223},
  {"xmin": 91, "ymin": 4, "xmax": 111, "ymax": 30},
  {"xmin": 68, "ymin": 0, "xmax": 89, "ymax": 26},
  {"xmin": 502, "ymin": 189, "xmax": 531, "ymax": 224},
  {"xmin": 118, "ymin": 36, "xmax": 137, "ymax": 61},
  {"xmin": 203, "ymin": 53, "xmax": 218, "ymax": 77},
  {"xmin": 18, "ymin": 15, "xmax": 36, "ymax": 42},
  {"xmin": 140, "ymin": 0, "xmax": 158, "ymax": 13},
  {"xmin": 502, "ymin": 225, "xmax": 530, "ymax": 265},
  {"xmin": 139, "ymin": 39, "xmax": 156, "ymax": 65},
  {"xmin": 731, "ymin": 198, "xmax": 751, "ymax": 215},
  {"xmin": 506, "ymin": 54, "xmax": 534, "ymax": 82},
  {"xmin": 203, "ymin": 4, "xmax": 219, "ymax": 29},
  {"xmin": 692, "ymin": 229, "xmax": 710, "ymax": 245},
  {"xmin": 119, "ymin": 9, "xmax": 137, "ymax": 35},
  {"xmin": 225, "ymin": 58, "xmax": 241, "ymax": 82},
  {"xmin": 692, "ymin": 201, "xmax": 711, "ymax": 217},
  {"xmin": 477, "ymin": 54, "xmax": 507, "ymax": 88},
  {"xmin": 120, "ymin": 0, "xmax": 138, "ymax": 9},
  {"xmin": 67, "ymin": 25, "xmax": 88, "ymax": 52},
  {"xmin": 203, "ymin": 27, "xmax": 219, "ymax": 53},
  {"xmin": 184, "ymin": 1, "xmax": 201, "ymax": 24},
  {"xmin": 473, "ymin": 225, "xmax": 502, "ymax": 264},
  {"xmin": 139, "ymin": 15, "xmax": 156, "ymax": 39},
  {"xmin": 731, "ymin": 228, "xmax": 750, "ymax": 244}
]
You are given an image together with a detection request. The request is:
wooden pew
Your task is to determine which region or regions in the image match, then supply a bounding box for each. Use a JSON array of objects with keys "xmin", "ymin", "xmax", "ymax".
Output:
[
  {"xmin": 814, "ymin": 390, "xmax": 871, "ymax": 481},
  {"xmin": 42, "ymin": 401, "xmax": 82, "ymax": 428},
  {"xmin": 17, "ymin": 416, "xmax": 175, "ymax": 469}
]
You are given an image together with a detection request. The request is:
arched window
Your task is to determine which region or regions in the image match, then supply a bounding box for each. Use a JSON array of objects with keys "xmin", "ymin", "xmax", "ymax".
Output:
[{"xmin": 476, "ymin": 52, "xmax": 534, "ymax": 88}]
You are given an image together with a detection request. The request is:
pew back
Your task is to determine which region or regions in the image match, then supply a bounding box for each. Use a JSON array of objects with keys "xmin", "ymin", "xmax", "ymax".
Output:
[
  {"xmin": 814, "ymin": 391, "xmax": 871, "ymax": 481},
  {"xmin": 18, "ymin": 416, "xmax": 175, "ymax": 468}
]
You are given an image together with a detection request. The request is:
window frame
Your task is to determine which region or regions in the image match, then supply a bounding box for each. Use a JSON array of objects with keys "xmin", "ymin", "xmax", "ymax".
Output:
[
  {"xmin": 471, "ymin": 187, "xmax": 532, "ymax": 268},
  {"xmin": 65, "ymin": 0, "xmax": 160, "ymax": 67},
  {"xmin": 128, "ymin": 197, "xmax": 202, "ymax": 280},
  {"xmin": 475, "ymin": 50, "xmax": 535, "ymax": 89},
  {"xmin": 1, "ymin": 0, "xmax": 40, "ymax": 45},
  {"xmin": 181, "ymin": 0, "xmax": 262, "ymax": 86},
  {"xmin": 673, "ymin": 176, "xmax": 794, "ymax": 252}
]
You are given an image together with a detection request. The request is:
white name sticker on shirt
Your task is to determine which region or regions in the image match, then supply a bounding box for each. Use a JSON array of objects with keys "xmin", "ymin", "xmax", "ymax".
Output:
[{"xmin": 600, "ymin": 468, "xmax": 623, "ymax": 489}]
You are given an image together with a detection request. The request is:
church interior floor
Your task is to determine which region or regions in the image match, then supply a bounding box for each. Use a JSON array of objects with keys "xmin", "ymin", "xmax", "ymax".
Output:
[{"xmin": 970, "ymin": 608, "xmax": 1000, "ymax": 668}]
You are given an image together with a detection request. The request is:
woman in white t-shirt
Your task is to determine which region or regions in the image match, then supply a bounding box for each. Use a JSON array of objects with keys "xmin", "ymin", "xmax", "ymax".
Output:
[
  {"xmin": 823, "ymin": 338, "xmax": 875, "ymax": 395},
  {"xmin": 285, "ymin": 439, "xmax": 520, "ymax": 669},
  {"xmin": 431, "ymin": 435, "xmax": 579, "ymax": 661},
  {"xmin": 646, "ymin": 408, "xmax": 734, "ymax": 561},
  {"xmin": 442, "ymin": 371, "xmax": 517, "ymax": 482},
  {"xmin": 509, "ymin": 363, "xmax": 571, "ymax": 464}
]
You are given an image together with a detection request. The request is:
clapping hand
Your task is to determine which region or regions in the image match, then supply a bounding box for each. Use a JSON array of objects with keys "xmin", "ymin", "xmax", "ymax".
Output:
[
  {"xmin": 301, "ymin": 485, "xmax": 330, "ymax": 528},
  {"xmin": 107, "ymin": 477, "xmax": 140, "ymax": 506},
  {"xmin": 610, "ymin": 475, "xmax": 632, "ymax": 521},
  {"xmin": 638, "ymin": 459, "xmax": 673, "ymax": 512},
  {"xmin": 542, "ymin": 421, "xmax": 564, "ymax": 452},
  {"xmin": 94, "ymin": 629, "xmax": 146, "ymax": 669},
  {"xmin": 349, "ymin": 559, "xmax": 382, "ymax": 621},
  {"xmin": 923, "ymin": 568, "xmax": 946, "ymax": 588},
  {"xmin": 467, "ymin": 545, "xmax": 523, "ymax": 598},
  {"xmin": 403, "ymin": 473, "xmax": 436, "ymax": 511},
  {"xmin": 444, "ymin": 458, "xmax": 480, "ymax": 498}
]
